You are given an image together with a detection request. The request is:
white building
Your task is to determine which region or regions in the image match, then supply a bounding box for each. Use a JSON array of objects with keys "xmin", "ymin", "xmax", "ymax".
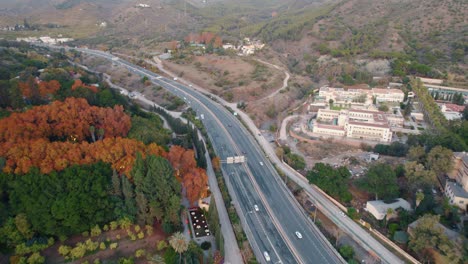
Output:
[
  {"xmin": 238, "ymin": 38, "xmax": 265, "ymax": 56},
  {"xmin": 445, "ymin": 182, "xmax": 468, "ymax": 211},
  {"xmin": 313, "ymin": 108, "xmax": 393, "ymax": 142},
  {"xmin": 222, "ymin": 43, "xmax": 237, "ymax": 50},
  {"xmin": 317, "ymin": 86, "xmax": 372, "ymax": 108},
  {"xmin": 312, "ymin": 123, "xmax": 345, "ymax": 137},
  {"xmin": 445, "ymin": 152, "xmax": 468, "ymax": 211},
  {"xmin": 365, "ymin": 198, "xmax": 412, "ymax": 220},
  {"xmin": 136, "ymin": 3, "xmax": 150, "ymax": 8},
  {"xmin": 439, "ymin": 104, "xmax": 463, "ymax": 121},
  {"xmin": 372, "ymin": 88, "xmax": 405, "ymax": 103}
]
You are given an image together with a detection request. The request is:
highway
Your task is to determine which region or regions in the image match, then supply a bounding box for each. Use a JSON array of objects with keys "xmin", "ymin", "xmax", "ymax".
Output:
[{"xmin": 66, "ymin": 47, "xmax": 344, "ymax": 263}]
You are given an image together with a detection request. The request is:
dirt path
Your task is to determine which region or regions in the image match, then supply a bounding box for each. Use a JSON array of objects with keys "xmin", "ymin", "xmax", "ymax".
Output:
[{"xmin": 254, "ymin": 58, "xmax": 290, "ymax": 101}]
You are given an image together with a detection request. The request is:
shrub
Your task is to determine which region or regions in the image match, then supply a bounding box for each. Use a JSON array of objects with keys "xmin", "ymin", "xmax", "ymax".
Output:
[
  {"xmin": 145, "ymin": 225, "xmax": 154, "ymax": 236},
  {"xmin": 99, "ymin": 242, "xmax": 106, "ymax": 250},
  {"xmin": 58, "ymin": 245, "xmax": 72, "ymax": 257},
  {"xmin": 90, "ymin": 225, "xmax": 102, "ymax": 237},
  {"xmin": 135, "ymin": 249, "xmax": 146, "ymax": 258},
  {"xmin": 70, "ymin": 243, "xmax": 87, "ymax": 260},
  {"xmin": 156, "ymin": 240, "xmax": 168, "ymax": 251},
  {"xmin": 137, "ymin": 232, "xmax": 145, "ymax": 239},
  {"xmin": 347, "ymin": 207, "xmax": 360, "ymax": 220},
  {"xmin": 134, "ymin": 225, "xmax": 141, "ymax": 233},
  {"xmin": 103, "ymin": 225, "xmax": 109, "ymax": 232},
  {"xmin": 109, "ymin": 243, "xmax": 118, "ymax": 250},
  {"xmin": 339, "ymin": 245, "xmax": 355, "ymax": 260},
  {"xmin": 109, "ymin": 221, "xmax": 118, "ymax": 230},
  {"xmin": 200, "ymin": 241, "xmax": 211, "ymax": 250},
  {"xmin": 82, "ymin": 231, "xmax": 89, "ymax": 237},
  {"xmin": 27, "ymin": 252, "xmax": 45, "ymax": 264},
  {"xmin": 85, "ymin": 239, "xmax": 98, "ymax": 252},
  {"xmin": 119, "ymin": 217, "xmax": 132, "ymax": 230}
]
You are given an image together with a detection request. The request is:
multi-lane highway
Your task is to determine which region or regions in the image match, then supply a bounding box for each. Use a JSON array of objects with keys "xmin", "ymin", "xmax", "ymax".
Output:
[
  {"xmin": 39, "ymin": 45, "xmax": 405, "ymax": 264},
  {"xmin": 60, "ymin": 47, "xmax": 344, "ymax": 263}
]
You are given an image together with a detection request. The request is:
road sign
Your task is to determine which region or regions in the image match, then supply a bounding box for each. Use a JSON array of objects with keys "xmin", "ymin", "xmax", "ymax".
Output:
[{"xmin": 226, "ymin": 157, "xmax": 234, "ymax": 164}]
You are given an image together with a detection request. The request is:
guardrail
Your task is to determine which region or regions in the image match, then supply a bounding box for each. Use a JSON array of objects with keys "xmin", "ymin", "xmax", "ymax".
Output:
[{"xmin": 282, "ymin": 160, "xmax": 420, "ymax": 264}]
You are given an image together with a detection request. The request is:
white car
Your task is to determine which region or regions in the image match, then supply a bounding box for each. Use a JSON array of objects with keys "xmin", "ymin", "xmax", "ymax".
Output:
[
  {"xmin": 173, "ymin": 77, "xmax": 178, "ymax": 80},
  {"xmin": 263, "ymin": 251, "xmax": 271, "ymax": 262},
  {"xmin": 189, "ymin": 84, "xmax": 193, "ymax": 87},
  {"xmin": 259, "ymin": 162, "xmax": 264, "ymax": 166},
  {"xmin": 295, "ymin": 231, "xmax": 302, "ymax": 239},
  {"xmin": 254, "ymin": 205, "xmax": 259, "ymax": 212}
]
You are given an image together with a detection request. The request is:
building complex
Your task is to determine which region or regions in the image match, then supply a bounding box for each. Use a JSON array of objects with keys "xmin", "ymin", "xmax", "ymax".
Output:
[
  {"xmin": 317, "ymin": 86, "xmax": 405, "ymax": 108},
  {"xmin": 312, "ymin": 108, "xmax": 393, "ymax": 143}
]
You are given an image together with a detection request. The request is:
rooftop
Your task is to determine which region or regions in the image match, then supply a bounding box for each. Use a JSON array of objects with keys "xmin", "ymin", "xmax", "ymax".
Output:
[
  {"xmin": 348, "ymin": 121, "xmax": 390, "ymax": 129},
  {"xmin": 454, "ymin": 152, "xmax": 468, "ymax": 164},
  {"xmin": 446, "ymin": 181, "xmax": 468, "ymax": 199},
  {"xmin": 372, "ymin": 88, "xmax": 404, "ymax": 94},
  {"xmin": 366, "ymin": 198, "xmax": 412, "ymax": 220},
  {"xmin": 315, "ymin": 123, "xmax": 345, "ymax": 131}
]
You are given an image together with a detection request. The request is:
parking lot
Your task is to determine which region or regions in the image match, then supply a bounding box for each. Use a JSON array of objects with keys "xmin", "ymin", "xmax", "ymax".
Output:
[{"xmin": 188, "ymin": 208, "xmax": 210, "ymax": 238}]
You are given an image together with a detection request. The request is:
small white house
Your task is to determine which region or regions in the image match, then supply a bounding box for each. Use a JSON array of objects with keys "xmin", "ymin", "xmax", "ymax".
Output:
[{"xmin": 365, "ymin": 198, "xmax": 412, "ymax": 220}]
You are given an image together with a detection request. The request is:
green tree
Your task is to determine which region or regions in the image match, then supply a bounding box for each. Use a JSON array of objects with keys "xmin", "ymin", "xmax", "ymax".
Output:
[
  {"xmin": 426, "ymin": 146, "xmax": 453, "ymax": 176},
  {"xmin": 404, "ymin": 162, "xmax": 437, "ymax": 191},
  {"xmin": 0, "ymin": 217, "xmax": 24, "ymax": 249},
  {"xmin": 14, "ymin": 214, "xmax": 34, "ymax": 240},
  {"xmin": 339, "ymin": 245, "xmax": 355, "ymax": 260},
  {"xmin": 121, "ymin": 176, "xmax": 138, "ymax": 220},
  {"xmin": 7, "ymin": 163, "xmax": 114, "ymax": 238},
  {"xmin": 409, "ymin": 214, "xmax": 443, "ymax": 252},
  {"xmin": 132, "ymin": 154, "xmax": 181, "ymax": 226},
  {"xmin": 358, "ymin": 163, "xmax": 399, "ymax": 200},
  {"xmin": 409, "ymin": 214, "xmax": 459, "ymax": 261},
  {"xmin": 463, "ymin": 107, "xmax": 468, "ymax": 121},
  {"xmin": 284, "ymin": 153, "xmax": 306, "ymax": 170},
  {"xmin": 307, "ymin": 163, "xmax": 352, "ymax": 202},
  {"xmin": 407, "ymin": 146, "xmax": 426, "ymax": 163}
]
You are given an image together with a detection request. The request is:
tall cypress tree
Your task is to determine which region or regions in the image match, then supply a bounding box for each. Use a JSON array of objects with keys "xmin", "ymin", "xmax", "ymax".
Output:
[{"xmin": 121, "ymin": 176, "xmax": 137, "ymax": 221}]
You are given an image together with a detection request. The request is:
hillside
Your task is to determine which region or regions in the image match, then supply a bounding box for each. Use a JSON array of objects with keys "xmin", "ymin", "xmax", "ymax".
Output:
[
  {"xmin": 259, "ymin": 0, "xmax": 467, "ymax": 78},
  {"xmin": 1, "ymin": 0, "xmax": 465, "ymax": 80}
]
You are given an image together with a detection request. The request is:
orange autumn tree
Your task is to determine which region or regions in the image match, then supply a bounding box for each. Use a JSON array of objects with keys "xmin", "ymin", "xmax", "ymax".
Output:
[
  {"xmin": 184, "ymin": 32, "xmax": 222, "ymax": 46},
  {"xmin": 211, "ymin": 156, "xmax": 221, "ymax": 172},
  {"xmin": 0, "ymin": 97, "xmax": 131, "ymax": 143},
  {"xmin": 167, "ymin": 145, "xmax": 208, "ymax": 205},
  {"xmin": 71, "ymin": 79, "xmax": 98, "ymax": 93},
  {"xmin": 0, "ymin": 138, "xmax": 165, "ymax": 175},
  {"xmin": 38, "ymin": 80, "xmax": 60, "ymax": 97}
]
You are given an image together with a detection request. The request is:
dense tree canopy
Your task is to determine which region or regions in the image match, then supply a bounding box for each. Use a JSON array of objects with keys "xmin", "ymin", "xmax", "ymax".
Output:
[
  {"xmin": 358, "ymin": 163, "xmax": 399, "ymax": 201},
  {"xmin": 307, "ymin": 163, "xmax": 352, "ymax": 202},
  {"xmin": 409, "ymin": 214, "xmax": 460, "ymax": 263},
  {"xmin": 3, "ymin": 163, "xmax": 114, "ymax": 238},
  {"xmin": 0, "ymin": 97, "xmax": 131, "ymax": 144}
]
